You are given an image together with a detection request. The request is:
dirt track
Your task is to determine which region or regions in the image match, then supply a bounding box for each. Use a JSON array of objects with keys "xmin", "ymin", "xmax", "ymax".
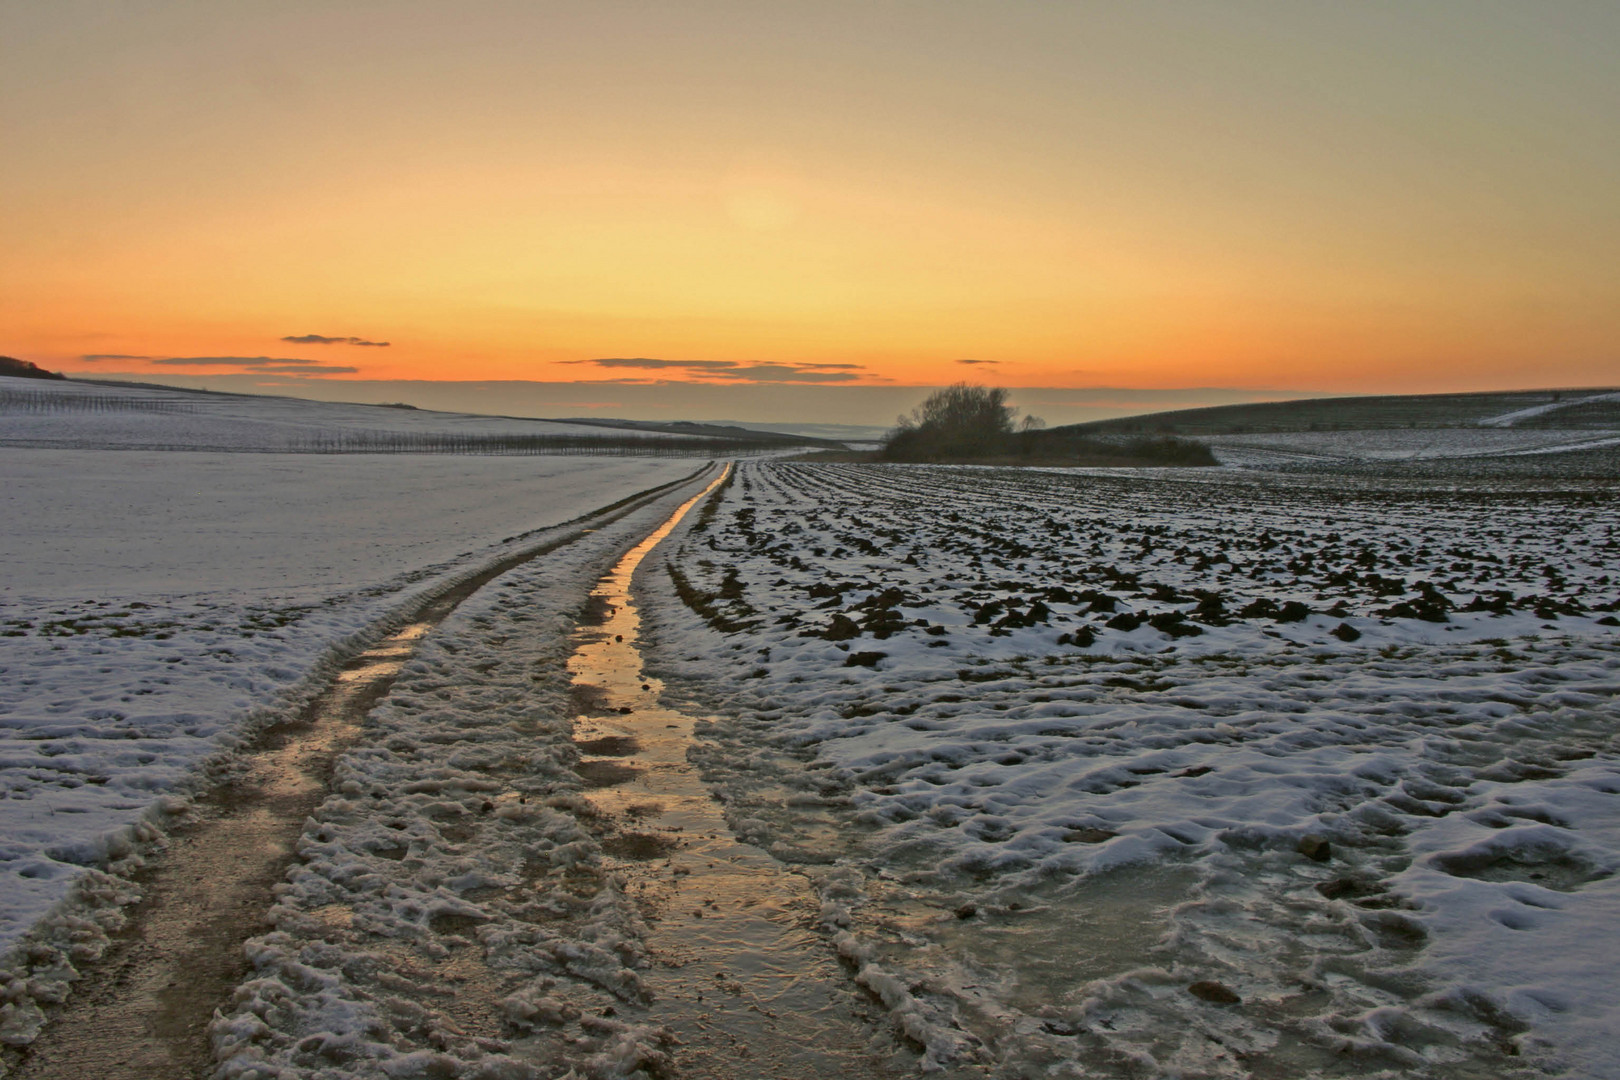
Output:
[{"xmin": 11, "ymin": 467, "xmax": 716, "ymax": 1080}]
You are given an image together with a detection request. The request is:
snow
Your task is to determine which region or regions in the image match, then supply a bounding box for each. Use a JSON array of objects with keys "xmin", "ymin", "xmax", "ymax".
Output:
[
  {"xmin": 209, "ymin": 482, "xmax": 704, "ymax": 1079},
  {"xmin": 641, "ymin": 461, "xmax": 1620, "ymax": 1077},
  {"xmin": 0, "ymin": 378, "xmax": 716, "ymax": 452},
  {"xmin": 1478, "ymin": 390, "xmax": 1620, "ymax": 428},
  {"xmin": 0, "ymin": 448, "xmax": 706, "ymax": 955},
  {"xmin": 6, "ymin": 378, "xmax": 1620, "ymax": 1078},
  {"xmin": 1205, "ymin": 426, "xmax": 1620, "ymax": 464},
  {"xmin": 1202, "ymin": 429, "xmax": 1620, "ymax": 481},
  {"xmin": 1495, "ymin": 434, "xmax": 1620, "ymax": 457}
]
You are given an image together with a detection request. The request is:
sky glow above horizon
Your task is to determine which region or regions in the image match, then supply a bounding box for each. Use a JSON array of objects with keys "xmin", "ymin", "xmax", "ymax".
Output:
[{"xmin": 3, "ymin": 2, "xmax": 1618, "ymax": 400}]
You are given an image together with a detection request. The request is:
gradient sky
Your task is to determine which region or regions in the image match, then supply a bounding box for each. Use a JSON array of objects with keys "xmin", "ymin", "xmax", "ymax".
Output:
[{"xmin": 4, "ymin": 1, "xmax": 1618, "ymax": 405}]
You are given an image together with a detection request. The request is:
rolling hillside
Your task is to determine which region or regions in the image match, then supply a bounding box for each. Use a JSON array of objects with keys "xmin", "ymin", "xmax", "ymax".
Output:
[{"xmin": 1046, "ymin": 388, "xmax": 1620, "ymax": 437}]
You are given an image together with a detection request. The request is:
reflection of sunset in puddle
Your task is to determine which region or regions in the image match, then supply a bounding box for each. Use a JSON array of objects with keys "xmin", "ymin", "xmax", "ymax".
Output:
[
  {"xmin": 565, "ymin": 468, "xmax": 910, "ymax": 1078},
  {"xmin": 332, "ymin": 621, "xmax": 429, "ymax": 683}
]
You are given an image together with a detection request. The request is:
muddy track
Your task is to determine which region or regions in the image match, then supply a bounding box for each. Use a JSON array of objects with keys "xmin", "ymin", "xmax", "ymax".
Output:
[
  {"xmin": 562, "ymin": 482, "xmax": 919, "ymax": 1078},
  {"xmin": 9, "ymin": 464, "xmax": 719, "ymax": 1080}
]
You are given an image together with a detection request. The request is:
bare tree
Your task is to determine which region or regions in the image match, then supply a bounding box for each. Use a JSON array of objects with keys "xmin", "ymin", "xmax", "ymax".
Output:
[{"xmin": 882, "ymin": 383, "xmax": 1038, "ymax": 460}]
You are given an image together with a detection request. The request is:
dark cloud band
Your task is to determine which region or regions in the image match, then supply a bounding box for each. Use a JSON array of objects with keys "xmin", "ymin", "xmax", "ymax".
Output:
[
  {"xmin": 281, "ymin": 334, "xmax": 390, "ymax": 347},
  {"xmin": 153, "ymin": 356, "xmax": 307, "ymax": 367}
]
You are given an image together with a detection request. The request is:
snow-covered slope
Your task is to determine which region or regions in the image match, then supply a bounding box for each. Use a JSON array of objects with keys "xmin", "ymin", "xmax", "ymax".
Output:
[
  {"xmin": 0, "ymin": 379, "xmax": 714, "ymax": 453},
  {"xmin": 1478, "ymin": 390, "xmax": 1620, "ymax": 428},
  {"xmin": 1205, "ymin": 427, "xmax": 1620, "ymax": 472},
  {"xmin": 0, "ymin": 449, "xmax": 706, "ymax": 956}
]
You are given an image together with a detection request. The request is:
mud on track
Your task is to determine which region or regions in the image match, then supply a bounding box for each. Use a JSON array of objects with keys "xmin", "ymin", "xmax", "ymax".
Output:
[
  {"xmin": 9, "ymin": 465, "xmax": 719, "ymax": 1080},
  {"xmin": 562, "ymin": 475, "xmax": 921, "ymax": 1080},
  {"xmin": 179, "ymin": 465, "xmax": 946, "ymax": 1079}
]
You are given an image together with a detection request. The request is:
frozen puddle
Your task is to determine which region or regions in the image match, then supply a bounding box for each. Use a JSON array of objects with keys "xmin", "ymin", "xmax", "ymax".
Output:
[{"xmin": 567, "ymin": 482, "xmax": 914, "ymax": 1078}]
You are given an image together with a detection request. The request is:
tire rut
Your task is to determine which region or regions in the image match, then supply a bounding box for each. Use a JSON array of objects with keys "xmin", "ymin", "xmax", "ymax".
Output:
[{"xmin": 9, "ymin": 465, "xmax": 719, "ymax": 1080}]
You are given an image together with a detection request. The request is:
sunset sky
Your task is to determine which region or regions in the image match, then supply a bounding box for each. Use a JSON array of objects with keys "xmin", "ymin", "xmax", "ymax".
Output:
[{"xmin": 4, "ymin": 2, "xmax": 1618, "ymax": 419}]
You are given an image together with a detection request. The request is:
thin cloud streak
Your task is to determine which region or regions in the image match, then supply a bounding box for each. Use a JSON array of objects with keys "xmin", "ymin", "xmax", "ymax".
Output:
[
  {"xmin": 139, "ymin": 356, "xmax": 360, "ymax": 377},
  {"xmin": 154, "ymin": 356, "xmax": 311, "ymax": 367},
  {"xmin": 572, "ymin": 357, "xmax": 736, "ymax": 371},
  {"xmin": 281, "ymin": 334, "xmax": 391, "ymax": 346},
  {"xmin": 566, "ymin": 357, "xmax": 869, "ymax": 383}
]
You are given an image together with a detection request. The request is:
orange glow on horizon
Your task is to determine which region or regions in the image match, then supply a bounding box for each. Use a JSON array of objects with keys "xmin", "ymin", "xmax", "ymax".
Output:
[{"xmin": 4, "ymin": 4, "xmax": 1618, "ymax": 399}]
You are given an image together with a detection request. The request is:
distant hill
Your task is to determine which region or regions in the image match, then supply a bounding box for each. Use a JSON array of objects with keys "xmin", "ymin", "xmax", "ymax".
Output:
[
  {"xmin": 704, "ymin": 420, "xmax": 892, "ymax": 443},
  {"xmin": 1044, "ymin": 388, "xmax": 1620, "ymax": 437},
  {"xmin": 0, "ymin": 356, "xmax": 66, "ymax": 381},
  {"xmin": 5, "ymin": 377, "xmax": 845, "ymax": 456},
  {"xmin": 550, "ymin": 417, "xmax": 843, "ymax": 448},
  {"xmin": 64, "ymin": 377, "xmax": 839, "ymax": 448}
]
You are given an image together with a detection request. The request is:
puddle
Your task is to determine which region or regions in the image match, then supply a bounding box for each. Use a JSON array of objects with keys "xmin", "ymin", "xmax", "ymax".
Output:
[
  {"xmin": 926, "ymin": 864, "xmax": 1198, "ymax": 1013},
  {"xmin": 575, "ymin": 734, "xmax": 639, "ymax": 756},
  {"xmin": 566, "ymin": 472, "xmax": 915, "ymax": 1079}
]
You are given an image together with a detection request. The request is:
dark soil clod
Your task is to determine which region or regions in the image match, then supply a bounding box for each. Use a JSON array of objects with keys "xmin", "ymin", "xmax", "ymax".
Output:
[{"xmin": 1188, "ymin": 980, "xmax": 1241, "ymax": 1004}]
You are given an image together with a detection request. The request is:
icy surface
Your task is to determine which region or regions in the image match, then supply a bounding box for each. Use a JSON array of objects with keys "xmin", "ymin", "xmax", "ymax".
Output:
[
  {"xmin": 641, "ymin": 461, "xmax": 1620, "ymax": 1077},
  {"xmin": 0, "ymin": 449, "xmax": 704, "ymax": 953}
]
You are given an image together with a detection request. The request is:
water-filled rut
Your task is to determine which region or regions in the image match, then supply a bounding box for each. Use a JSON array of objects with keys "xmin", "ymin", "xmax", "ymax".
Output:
[
  {"xmin": 12, "ymin": 620, "xmax": 436, "ymax": 1079},
  {"xmin": 567, "ymin": 477, "xmax": 910, "ymax": 1078},
  {"xmin": 13, "ymin": 464, "xmax": 915, "ymax": 1078},
  {"xmin": 10, "ymin": 466, "xmax": 715, "ymax": 1080}
]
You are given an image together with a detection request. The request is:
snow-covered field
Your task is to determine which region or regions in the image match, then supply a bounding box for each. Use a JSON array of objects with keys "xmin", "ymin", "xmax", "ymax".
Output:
[
  {"xmin": 0, "ymin": 380, "xmax": 713, "ymax": 453},
  {"xmin": 1479, "ymin": 391, "xmax": 1620, "ymax": 428},
  {"xmin": 0, "ymin": 449, "xmax": 705, "ymax": 954},
  {"xmin": 1206, "ymin": 428, "xmax": 1620, "ymax": 461},
  {"xmin": 6, "ymin": 379, "xmax": 1620, "ymax": 1079},
  {"xmin": 1204, "ymin": 428, "xmax": 1620, "ymax": 479},
  {"xmin": 643, "ymin": 461, "xmax": 1620, "ymax": 1077}
]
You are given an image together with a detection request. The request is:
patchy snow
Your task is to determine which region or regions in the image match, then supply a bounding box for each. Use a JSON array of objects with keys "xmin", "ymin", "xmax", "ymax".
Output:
[
  {"xmin": 7, "ymin": 387, "xmax": 1620, "ymax": 1078},
  {"xmin": 0, "ymin": 449, "xmax": 705, "ymax": 955},
  {"xmin": 209, "ymin": 481, "xmax": 706, "ymax": 1080},
  {"xmin": 1205, "ymin": 427, "xmax": 1620, "ymax": 463},
  {"xmin": 640, "ymin": 461, "xmax": 1620, "ymax": 1078},
  {"xmin": 1492, "ymin": 434, "xmax": 1620, "ymax": 457},
  {"xmin": 1478, "ymin": 391, "xmax": 1620, "ymax": 428}
]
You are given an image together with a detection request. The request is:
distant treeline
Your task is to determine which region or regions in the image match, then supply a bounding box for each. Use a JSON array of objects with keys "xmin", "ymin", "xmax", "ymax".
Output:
[
  {"xmin": 1023, "ymin": 432, "xmax": 1219, "ymax": 466},
  {"xmin": 883, "ymin": 430, "xmax": 1217, "ymax": 467},
  {"xmin": 0, "ymin": 357, "xmax": 66, "ymax": 380},
  {"xmin": 0, "ymin": 388, "xmax": 196, "ymax": 414}
]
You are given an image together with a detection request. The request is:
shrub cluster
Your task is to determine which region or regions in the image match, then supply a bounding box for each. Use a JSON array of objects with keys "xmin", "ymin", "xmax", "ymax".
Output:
[
  {"xmin": 882, "ymin": 382, "xmax": 1021, "ymax": 460},
  {"xmin": 881, "ymin": 383, "xmax": 1215, "ymax": 466},
  {"xmin": 1035, "ymin": 433, "xmax": 1219, "ymax": 467}
]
